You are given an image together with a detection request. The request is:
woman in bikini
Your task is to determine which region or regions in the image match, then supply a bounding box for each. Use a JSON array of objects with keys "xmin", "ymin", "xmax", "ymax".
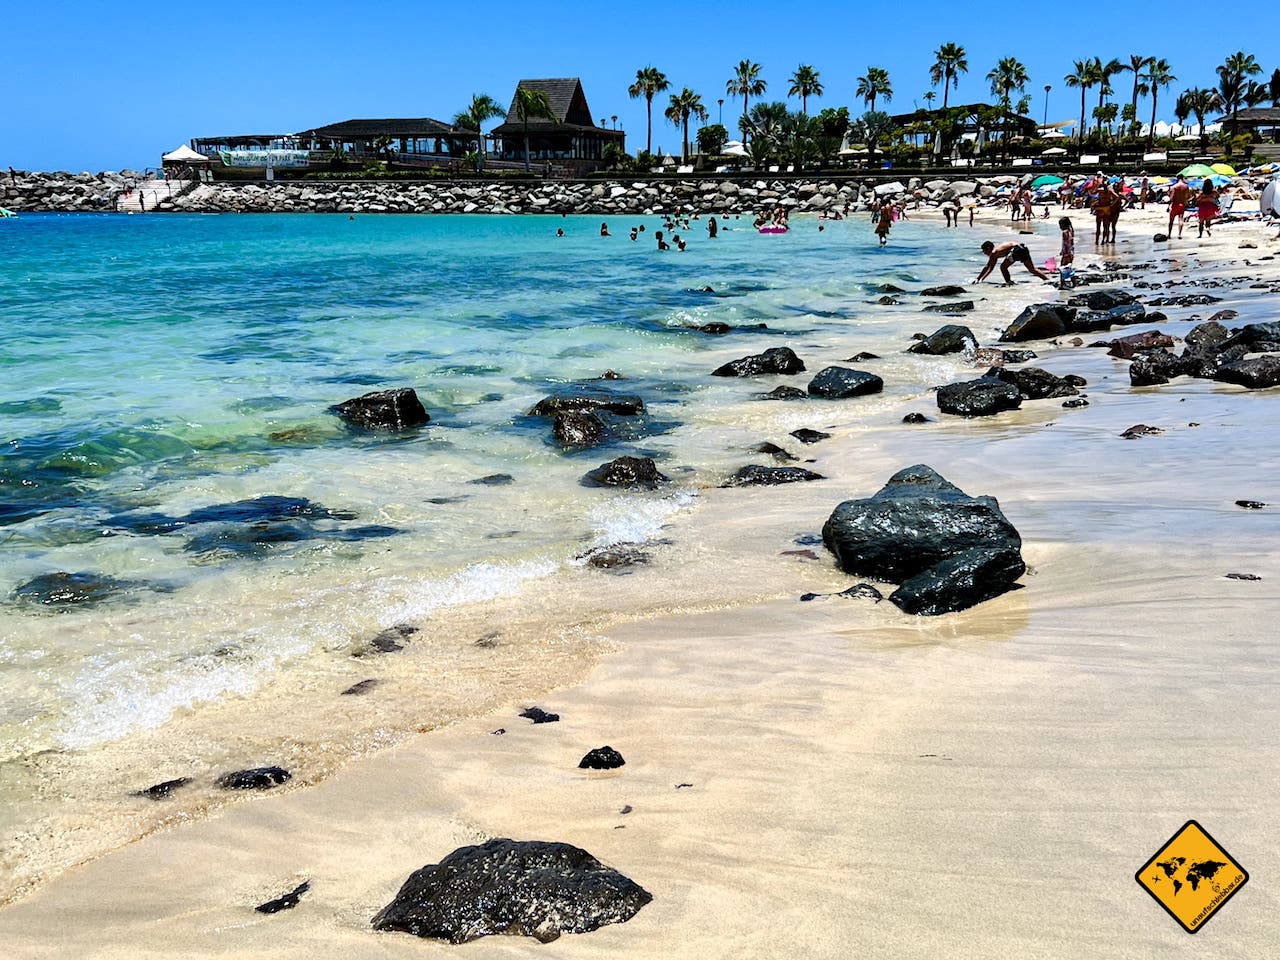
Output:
[{"xmin": 1196, "ymin": 183, "xmax": 1218, "ymax": 238}]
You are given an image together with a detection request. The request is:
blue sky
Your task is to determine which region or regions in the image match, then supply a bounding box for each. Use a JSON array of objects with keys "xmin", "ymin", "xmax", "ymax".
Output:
[{"xmin": 4, "ymin": 0, "xmax": 1276, "ymax": 170}]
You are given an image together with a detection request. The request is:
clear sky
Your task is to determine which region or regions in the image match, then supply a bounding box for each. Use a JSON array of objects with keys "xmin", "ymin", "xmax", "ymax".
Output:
[{"xmin": 4, "ymin": 0, "xmax": 1277, "ymax": 171}]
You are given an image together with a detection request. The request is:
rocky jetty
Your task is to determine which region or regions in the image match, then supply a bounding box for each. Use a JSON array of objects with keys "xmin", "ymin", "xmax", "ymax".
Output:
[
  {"xmin": 371, "ymin": 839, "xmax": 651, "ymax": 943},
  {"xmin": 2, "ymin": 170, "xmax": 1111, "ymax": 217}
]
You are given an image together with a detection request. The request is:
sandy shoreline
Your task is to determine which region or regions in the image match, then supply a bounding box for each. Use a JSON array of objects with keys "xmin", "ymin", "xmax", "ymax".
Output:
[{"xmin": 3, "ymin": 203, "xmax": 1280, "ymax": 956}]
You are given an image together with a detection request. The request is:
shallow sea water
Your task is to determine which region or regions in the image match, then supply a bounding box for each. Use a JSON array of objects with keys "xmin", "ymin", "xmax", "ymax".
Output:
[{"xmin": 0, "ymin": 209, "xmax": 1028, "ymax": 897}]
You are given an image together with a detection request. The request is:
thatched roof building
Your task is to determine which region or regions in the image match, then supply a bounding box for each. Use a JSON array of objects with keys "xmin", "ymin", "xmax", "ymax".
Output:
[{"xmin": 490, "ymin": 78, "xmax": 624, "ymax": 173}]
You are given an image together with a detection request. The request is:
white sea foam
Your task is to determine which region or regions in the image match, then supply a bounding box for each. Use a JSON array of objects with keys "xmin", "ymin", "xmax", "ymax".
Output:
[{"xmin": 582, "ymin": 490, "xmax": 697, "ymax": 552}]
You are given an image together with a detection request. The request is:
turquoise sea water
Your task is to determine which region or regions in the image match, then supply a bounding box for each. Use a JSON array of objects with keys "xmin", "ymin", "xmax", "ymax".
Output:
[{"xmin": 0, "ymin": 212, "xmax": 998, "ymax": 883}]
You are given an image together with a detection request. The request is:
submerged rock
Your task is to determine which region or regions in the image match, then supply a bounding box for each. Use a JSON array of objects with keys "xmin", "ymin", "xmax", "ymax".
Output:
[
  {"xmin": 919, "ymin": 285, "xmax": 967, "ymax": 297},
  {"xmin": 520, "ymin": 706, "xmax": 560, "ymax": 724},
  {"xmin": 908, "ymin": 324, "xmax": 977, "ymax": 355},
  {"xmin": 256, "ymin": 881, "xmax": 311, "ymax": 915},
  {"xmin": 553, "ymin": 411, "xmax": 606, "ymax": 448},
  {"xmin": 216, "ymin": 766, "xmax": 292, "ymax": 790},
  {"xmin": 133, "ymin": 777, "xmax": 193, "ymax": 800},
  {"xmin": 760, "ymin": 385, "xmax": 808, "ymax": 400},
  {"xmin": 711, "ymin": 347, "xmax": 805, "ymax": 377},
  {"xmin": 902, "ymin": 412, "xmax": 929, "ymax": 424},
  {"xmin": 790, "ymin": 428, "xmax": 830, "ymax": 444},
  {"xmin": 341, "ymin": 679, "xmax": 380, "ymax": 696},
  {"xmin": 936, "ymin": 376, "xmax": 1022, "ymax": 417},
  {"xmin": 12, "ymin": 571, "xmax": 144, "ymax": 607},
  {"xmin": 529, "ymin": 392, "xmax": 645, "ymax": 417},
  {"xmin": 470, "ymin": 473, "xmax": 514, "ymax": 486},
  {"xmin": 581, "ymin": 456, "xmax": 669, "ymax": 489},
  {"xmin": 370, "ymin": 839, "xmax": 651, "ymax": 943},
  {"xmin": 582, "ymin": 543, "xmax": 652, "ymax": 570},
  {"xmin": 753, "ymin": 442, "xmax": 798, "ymax": 462},
  {"xmin": 822, "ymin": 465, "xmax": 1024, "ymax": 614},
  {"xmin": 722, "ymin": 465, "xmax": 825, "ymax": 487},
  {"xmin": 806, "ymin": 366, "xmax": 883, "ymax": 398},
  {"xmin": 579, "ymin": 746, "xmax": 626, "ymax": 769},
  {"xmin": 330, "ymin": 388, "xmax": 430, "ymax": 430}
]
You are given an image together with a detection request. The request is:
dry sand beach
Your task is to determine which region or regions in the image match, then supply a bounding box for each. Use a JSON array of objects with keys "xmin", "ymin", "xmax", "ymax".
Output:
[{"xmin": 3, "ymin": 202, "xmax": 1280, "ymax": 957}]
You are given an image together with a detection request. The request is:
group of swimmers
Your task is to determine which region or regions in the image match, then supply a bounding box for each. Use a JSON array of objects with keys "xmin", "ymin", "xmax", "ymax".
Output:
[{"xmin": 557, "ymin": 213, "xmax": 739, "ymax": 251}]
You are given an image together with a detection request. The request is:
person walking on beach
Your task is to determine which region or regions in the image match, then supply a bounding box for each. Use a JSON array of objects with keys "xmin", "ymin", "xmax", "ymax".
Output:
[
  {"xmin": 1092, "ymin": 181, "xmax": 1119, "ymax": 245},
  {"xmin": 1140, "ymin": 173, "xmax": 1149, "ymax": 210},
  {"xmin": 874, "ymin": 202, "xmax": 893, "ymax": 246},
  {"xmin": 1196, "ymin": 182, "xmax": 1218, "ymax": 238},
  {"xmin": 976, "ymin": 240, "xmax": 1051, "ymax": 284},
  {"xmin": 1168, "ymin": 175, "xmax": 1192, "ymax": 239}
]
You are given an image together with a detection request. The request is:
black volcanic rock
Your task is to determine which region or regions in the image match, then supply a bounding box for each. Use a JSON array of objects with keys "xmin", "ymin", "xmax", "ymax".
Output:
[
  {"xmin": 999, "ymin": 303, "xmax": 1074, "ymax": 342},
  {"xmin": 331, "ymin": 388, "xmax": 429, "ymax": 430},
  {"xmin": 908, "ymin": 324, "xmax": 977, "ymax": 355},
  {"xmin": 822, "ymin": 464, "xmax": 1023, "ymax": 614},
  {"xmin": 256, "ymin": 881, "xmax": 310, "ymax": 915},
  {"xmin": 553, "ymin": 411, "xmax": 606, "ymax": 448},
  {"xmin": 216, "ymin": 766, "xmax": 292, "ymax": 790},
  {"xmin": 790, "ymin": 428, "xmax": 830, "ymax": 444},
  {"xmin": 722, "ymin": 465, "xmax": 825, "ymax": 487},
  {"xmin": 936, "ymin": 376, "xmax": 1022, "ymax": 416},
  {"xmin": 1214, "ymin": 356, "xmax": 1280, "ymax": 389},
  {"xmin": 807, "ymin": 367, "xmax": 884, "ymax": 398},
  {"xmin": 761, "ymin": 385, "xmax": 808, "ymax": 400},
  {"xmin": 990, "ymin": 366, "xmax": 1079, "ymax": 400},
  {"xmin": 579, "ymin": 746, "xmax": 626, "ymax": 769},
  {"xmin": 529, "ymin": 392, "xmax": 644, "ymax": 417},
  {"xmin": 370, "ymin": 839, "xmax": 651, "ymax": 943},
  {"xmin": 711, "ymin": 347, "xmax": 805, "ymax": 377},
  {"xmin": 581, "ymin": 457, "xmax": 669, "ymax": 489},
  {"xmin": 919, "ymin": 285, "xmax": 967, "ymax": 296}
]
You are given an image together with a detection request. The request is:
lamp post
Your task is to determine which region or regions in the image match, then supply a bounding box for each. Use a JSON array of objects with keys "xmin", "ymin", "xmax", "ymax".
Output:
[
  {"xmin": 1043, "ymin": 85, "xmax": 1051, "ymax": 128},
  {"xmin": 717, "ymin": 98, "xmax": 724, "ymax": 125},
  {"xmin": 611, "ymin": 115, "xmax": 617, "ymax": 129}
]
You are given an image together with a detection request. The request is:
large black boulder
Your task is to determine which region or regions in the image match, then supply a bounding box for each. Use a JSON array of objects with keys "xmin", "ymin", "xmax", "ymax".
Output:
[
  {"xmin": 1129, "ymin": 349, "xmax": 1188, "ymax": 387},
  {"xmin": 908, "ymin": 324, "xmax": 977, "ymax": 355},
  {"xmin": 822, "ymin": 464, "xmax": 1023, "ymax": 584},
  {"xmin": 887, "ymin": 546, "xmax": 1026, "ymax": 615},
  {"xmin": 936, "ymin": 376, "xmax": 1022, "ymax": 417},
  {"xmin": 990, "ymin": 366, "xmax": 1079, "ymax": 400},
  {"xmin": 712, "ymin": 347, "xmax": 806, "ymax": 377},
  {"xmin": 371, "ymin": 839, "xmax": 651, "ymax": 943},
  {"xmin": 807, "ymin": 367, "xmax": 884, "ymax": 398},
  {"xmin": 331, "ymin": 388, "xmax": 429, "ymax": 430},
  {"xmin": 582, "ymin": 456, "xmax": 669, "ymax": 489},
  {"xmin": 1220, "ymin": 321, "xmax": 1280, "ymax": 353},
  {"xmin": 919, "ymin": 285, "xmax": 967, "ymax": 297},
  {"xmin": 529, "ymin": 392, "xmax": 644, "ymax": 417},
  {"xmin": 1214, "ymin": 356, "xmax": 1280, "ymax": 389},
  {"xmin": 722, "ymin": 465, "xmax": 825, "ymax": 487},
  {"xmin": 999, "ymin": 304, "xmax": 1074, "ymax": 342},
  {"xmin": 1185, "ymin": 321, "xmax": 1231, "ymax": 349}
]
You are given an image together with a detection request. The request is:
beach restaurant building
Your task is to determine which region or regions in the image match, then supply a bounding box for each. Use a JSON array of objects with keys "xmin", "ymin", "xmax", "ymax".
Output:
[
  {"xmin": 490, "ymin": 79, "xmax": 625, "ymax": 174},
  {"xmin": 189, "ymin": 117, "xmax": 473, "ymax": 176}
]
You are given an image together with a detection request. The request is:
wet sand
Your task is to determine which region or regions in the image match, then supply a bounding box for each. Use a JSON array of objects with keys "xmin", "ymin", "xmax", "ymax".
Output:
[{"xmin": 3, "ymin": 202, "xmax": 1280, "ymax": 957}]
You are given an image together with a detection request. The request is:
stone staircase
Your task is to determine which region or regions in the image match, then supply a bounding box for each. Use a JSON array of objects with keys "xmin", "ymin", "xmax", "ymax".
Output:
[{"xmin": 115, "ymin": 179, "xmax": 192, "ymax": 212}]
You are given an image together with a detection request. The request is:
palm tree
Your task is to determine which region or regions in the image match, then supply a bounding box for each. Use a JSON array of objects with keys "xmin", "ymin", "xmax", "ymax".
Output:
[
  {"xmin": 1141, "ymin": 59, "xmax": 1176, "ymax": 148},
  {"xmin": 628, "ymin": 66, "xmax": 670, "ymax": 155},
  {"xmin": 373, "ymin": 134, "xmax": 395, "ymax": 164},
  {"xmin": 1270, "ymin": 68, "xmax": 1280, "ymax": 107},
  {"xmin": 664, "ymin": 88, "xmax": 708, "ymax": 163},
  {"xmin": 514, "ymin": 87, "xmax": 556, "ymax": 172},
  {"xmin": 1089, "ymin": 58, "xmax": 1124, "ymax": 135},
  {"xmin": 1184, "ymin": 87, "xmax": 1222, "ymax": 150},
  {"xmin": 788, "ymin": 65, "xmax": 823, "ymax": 115},
  {"xmin": 726, "ymin": 60, "xmax": 767, "ymax": 141},
  {"xmin": 453, "ymin": 94, "xmax": 505, "ymax": 171},
  {"xmin": 1120, "ymin": 55, "xmax": 1154, "ymax": 138},
  {"xmin": 1064, "ymin": 60, "xmax": 1090, "ymax": 144},
  {"xmin": 929, "ymin": 43, "xmax": 968, "ymax": 111},
  {"xmin": 1217, "ymin": 51, "xmax": 1262, "ymax": 134},
  {"xmin": 856, "ymin": 66, "xmax": 893, "ymax": 112},
  {"xmin": 986, "ymin": 57, "xmax": 1028, "ymax": 150}
]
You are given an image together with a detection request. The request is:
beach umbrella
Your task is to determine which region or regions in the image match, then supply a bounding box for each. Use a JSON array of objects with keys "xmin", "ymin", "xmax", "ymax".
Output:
[
  {"xmin": 1179, "ymin": 163, "xmax": 1216, "ymax": 178},
  {"xmin": 1149, "ymin": 176, "xmax": 1171, "ymax": 185},
  {"xmin": 1210, "ymin": 163, "xmax": 1237, "ymax": 176},
  {"xmin": 1030, "ymin": 174, "xmax": 1064, "ymax": 187},
  {"xmin": 1207, "ymin": 174, "xmax": 1233, "ymax": 187},
  {"xmin": 1041, "ymin": 147, "xmax": 1068, "ymax": 156}
]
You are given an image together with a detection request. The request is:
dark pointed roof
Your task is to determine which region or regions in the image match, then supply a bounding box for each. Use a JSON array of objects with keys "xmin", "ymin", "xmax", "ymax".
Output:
[
  {"xmin": 501, "ymin": 79, "xmax": 596, "ymax": 127},
  {"xmin": 298, "ymin": 118, "xmax": 463, "ymax": 140}
]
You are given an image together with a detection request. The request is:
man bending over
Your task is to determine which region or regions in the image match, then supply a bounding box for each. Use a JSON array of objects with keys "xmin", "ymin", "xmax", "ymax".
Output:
[{"xmin": 976, "ymin": 240, "xmax": 1050, "ymax": 284}]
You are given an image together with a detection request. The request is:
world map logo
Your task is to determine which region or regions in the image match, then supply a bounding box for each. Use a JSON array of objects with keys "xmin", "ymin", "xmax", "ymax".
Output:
[{"xmin": 1136, "ymin": 821, "xmax": 1248, "ymax": 933}]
